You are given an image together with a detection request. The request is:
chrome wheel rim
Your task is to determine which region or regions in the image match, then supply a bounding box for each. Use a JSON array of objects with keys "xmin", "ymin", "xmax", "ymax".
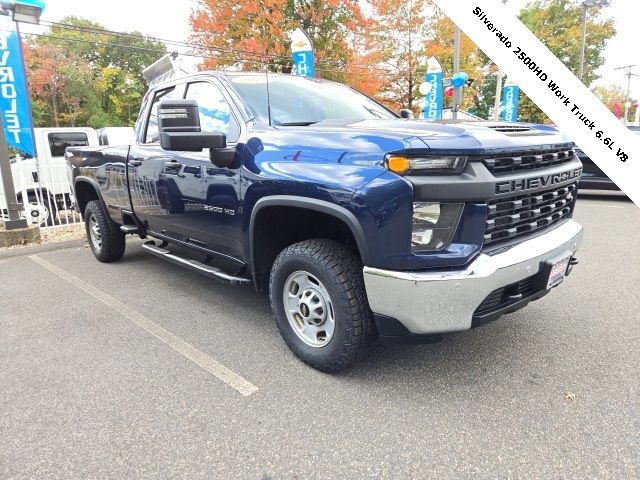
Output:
[
  {"xmin": 88, "ymin": 214, "xmax": 102, "ymax": 251},
  {"xmin": 283, "ymin": 270, "xmax": 335, "ymax": 348}
]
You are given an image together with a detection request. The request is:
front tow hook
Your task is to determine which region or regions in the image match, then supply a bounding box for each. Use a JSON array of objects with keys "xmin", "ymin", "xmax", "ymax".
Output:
[{"xmin": 566, "ymin": 257, "xmax": 579, "ymax": 276}]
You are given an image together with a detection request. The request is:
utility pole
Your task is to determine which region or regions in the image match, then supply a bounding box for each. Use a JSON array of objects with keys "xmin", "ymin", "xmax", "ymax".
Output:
[
  {"xmin": 579, "ymin": 0, "xmax": 611, "ymax": 81},
  {"xmin": 493, "ymin": 0, "xmax": 508, "ymax": 121},
  {"xmin": 452, "ymin": 26, "xmax": 461, "ymax": 120},
  {"xmin": 615, "ymin": 64, "xmax": 638, "ymax": 125},
  {"xmin": 493, "ymin": 71, "xmax": 503, "ymax": 121},
  {"xmin": 578, "ymin": 2, "xmax": 588, "ymax": 80}
]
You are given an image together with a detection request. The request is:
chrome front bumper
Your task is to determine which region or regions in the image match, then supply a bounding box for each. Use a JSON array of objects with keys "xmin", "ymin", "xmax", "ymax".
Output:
[{"xmin": 363, "ymin": 219, "xmax": 584, "ymax": 335}]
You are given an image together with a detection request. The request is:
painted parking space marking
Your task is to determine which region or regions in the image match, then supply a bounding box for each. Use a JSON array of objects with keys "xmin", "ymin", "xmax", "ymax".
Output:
[
  {"xmin": 29, "ymin": 254, "xmax": 259, "ymax": 397},
  {"xmin": 577, "ymin": 204, "xmax": 624, "ymax": 209}
]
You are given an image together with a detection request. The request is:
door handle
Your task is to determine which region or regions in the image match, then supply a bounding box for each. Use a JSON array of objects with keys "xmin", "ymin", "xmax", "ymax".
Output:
[
  {"xmin": 165, "ymin": 161, "xmax": 182, "ymax": 167},
  {"xmin": 129, "ymin": 159, "xmax": 142, "ymax": 167}
]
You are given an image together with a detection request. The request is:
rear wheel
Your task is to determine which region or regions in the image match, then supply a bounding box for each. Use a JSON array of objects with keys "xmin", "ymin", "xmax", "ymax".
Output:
[
  {"xmin": 85, "ymin": 200, "xmax": 126, "ymax": 263},
  {"xmin": 269, "ymin": 239, "xmax": 375, "ymax": 372}
]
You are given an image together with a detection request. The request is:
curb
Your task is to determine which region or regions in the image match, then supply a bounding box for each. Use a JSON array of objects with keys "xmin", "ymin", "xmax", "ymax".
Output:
[{"xmin": 0, "ymin": 239, "xmax": 86, "ymax": 260}]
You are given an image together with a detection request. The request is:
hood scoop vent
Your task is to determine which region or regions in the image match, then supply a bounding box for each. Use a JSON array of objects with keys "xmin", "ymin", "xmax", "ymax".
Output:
[{"xmin": 486, "ymin": 125, "xmax": 532, "ymax": 133}]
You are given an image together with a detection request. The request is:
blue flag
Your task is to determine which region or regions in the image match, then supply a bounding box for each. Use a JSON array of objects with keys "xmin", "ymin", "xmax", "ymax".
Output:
[
  {"xmin": 501, "ymin": 82, "xmax": 520, "ymax": 123},
  {"xmin": 291, "ymin": 28, "xmax": 315, "ymax": 78},
  {"xmin": 422, "ymin": 57, "xmax": 443, "ymax": 121},
  {"xmin": 0, "ymin": 29, "xmax": 36, "ymax": 157}
]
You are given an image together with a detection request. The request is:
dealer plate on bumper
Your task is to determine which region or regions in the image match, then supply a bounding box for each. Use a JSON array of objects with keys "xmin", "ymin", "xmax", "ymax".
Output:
[{"xmin": 544, "ymin": 252, "xmax": 572, "ymax": 290}]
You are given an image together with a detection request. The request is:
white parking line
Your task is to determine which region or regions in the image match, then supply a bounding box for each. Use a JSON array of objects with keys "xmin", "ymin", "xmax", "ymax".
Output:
[
  {"xmin": 29, "ymin": 254, "xmax": 259, "ymax": 397},
  {"xmin": 577, "ymin": 204, "xmax": 624, "ymax": 209}
]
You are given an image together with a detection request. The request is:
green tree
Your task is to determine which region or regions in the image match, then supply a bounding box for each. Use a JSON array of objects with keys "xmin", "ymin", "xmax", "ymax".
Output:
[
  {"xmin": 516, "ymin": 0, "xmax": 615, "ymax": 122},
  {"xmin": 24, "ymin": 42, "xmax": 106, "ymax": 128},
  {"xmin": 35, "ymin": 16, "xmax": 165, "ymax": 126}
]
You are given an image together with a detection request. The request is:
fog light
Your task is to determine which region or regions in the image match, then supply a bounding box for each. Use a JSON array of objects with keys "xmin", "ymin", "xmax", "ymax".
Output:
[{"xmin": 411, "ymin": 203, "xmax": 463, "ymax": 251}]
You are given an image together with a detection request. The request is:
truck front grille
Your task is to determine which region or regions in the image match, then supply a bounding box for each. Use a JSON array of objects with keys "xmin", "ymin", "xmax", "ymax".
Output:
[
  {"xmin": 484, "ymin": 183, "xmax": 577, "ymax": 247},
  {"xmin": 482, "ymin": 147, "xmax": 575, "ymax": 174}
]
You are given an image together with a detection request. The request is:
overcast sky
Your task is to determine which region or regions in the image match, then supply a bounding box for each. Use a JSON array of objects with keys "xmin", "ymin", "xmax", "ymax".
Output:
[{"xmin": 22, "ymin": 0, "xmax": 639, "ymax": 98}]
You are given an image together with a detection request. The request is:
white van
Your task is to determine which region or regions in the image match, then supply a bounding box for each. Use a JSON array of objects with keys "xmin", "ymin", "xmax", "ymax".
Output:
[{"xmin": 0, "ymin": 127, "xmax": 100, "ymax": 226}]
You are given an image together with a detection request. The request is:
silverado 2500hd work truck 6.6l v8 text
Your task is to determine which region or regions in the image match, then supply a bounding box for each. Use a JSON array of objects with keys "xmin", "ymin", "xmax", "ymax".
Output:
[{"xmin": 66, "ymin": 72, "xmax": 583, "ymax": 372}]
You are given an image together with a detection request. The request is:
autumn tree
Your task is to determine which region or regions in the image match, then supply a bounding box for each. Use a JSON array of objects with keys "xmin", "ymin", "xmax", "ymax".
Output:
[
  {"xmin": 24, "ymin": 43, "xmax": 105, "ymax": 127},
  {"xmin": 368, "ymin": 0, "xmax": 431, "ymax": 111},
  {"xmin": 423, "ymin": 5, "xmax": 485, "ymax": 113},
  {"xmin": 592, "ymin": 84, "xmax": 637, "ymax": 120},
  {"xmin": 22, "ymin": 16, "xmax": 165, "ymax": 127},
  {"xmin": 189, "ymin": 0, "xmax": 368, "ymax": 80}
]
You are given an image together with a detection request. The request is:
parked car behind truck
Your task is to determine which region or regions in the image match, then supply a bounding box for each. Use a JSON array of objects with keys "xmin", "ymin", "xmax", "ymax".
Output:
[
  {"xmin": 576, "ymin": 125, "xmax": 640, "ymax": 191},
  {"xmin": 66, "ymin": 72, "xmax": 584, "ymax": 372}
]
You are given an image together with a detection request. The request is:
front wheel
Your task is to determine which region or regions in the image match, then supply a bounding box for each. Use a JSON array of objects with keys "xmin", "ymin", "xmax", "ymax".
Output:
[
  {"xmin": 85, "ymin": 200, "xmax": 126, "ymax": 263},
  {"xmin": 269, "ymin": 239, "xmax": 375, "ymax": 373}
]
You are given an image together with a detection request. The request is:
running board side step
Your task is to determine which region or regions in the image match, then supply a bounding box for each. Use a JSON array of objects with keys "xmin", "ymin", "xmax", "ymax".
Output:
[
  {"xmin": 141, "ymin": 242, "xmax": 252, "ymax": 286},
  {"xmin": 120, "ymin": 225, "xmax": 141, "ymax": 234}
]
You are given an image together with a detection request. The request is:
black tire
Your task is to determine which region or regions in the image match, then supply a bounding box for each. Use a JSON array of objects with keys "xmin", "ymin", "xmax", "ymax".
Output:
[
  {"xmin": 269, "ymin": 239, "xmax": 375, "ymax": 373},
  {"xmin": 84, "ymin": 200, "xmax": 126, "ymax": 263}
]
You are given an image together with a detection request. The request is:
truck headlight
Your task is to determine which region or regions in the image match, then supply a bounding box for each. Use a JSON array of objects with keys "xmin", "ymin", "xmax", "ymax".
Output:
[
  {"xmin": 386, "ymin": 155, "xmax": 467, "ymax": 175},
  {"xmin": 411, "ymin": 203, "xmax": 464, "ymax": 251}
]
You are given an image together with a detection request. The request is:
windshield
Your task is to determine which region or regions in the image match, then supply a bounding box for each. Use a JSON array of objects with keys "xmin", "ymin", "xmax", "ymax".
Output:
[{"xmin": 227, "ymin": 75, "xmax": 395, "ymax": 125}]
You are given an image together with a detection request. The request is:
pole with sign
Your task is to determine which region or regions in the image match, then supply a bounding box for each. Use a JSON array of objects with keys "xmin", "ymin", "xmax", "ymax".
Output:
[
  {"xmin": 290, "ymin": 28, "xmax": 315, "ymax": 78},
  {"xmin": 0, "ymin": 24, "xmax": 37, "ymax": 229},
  {"xmin": 501, "ymin": 78, "xmax": 520, "ymax": 122},
  {"xmin": 421, "ymin": 57, "xmax": 443, "ymax": 121},
  {"xmin": 0, "ymin": 1, "xmax": 44, "ymax": 230}
]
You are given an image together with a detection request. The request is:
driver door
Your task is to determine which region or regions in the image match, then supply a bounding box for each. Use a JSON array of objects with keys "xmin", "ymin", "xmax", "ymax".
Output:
[{"xmin": 162, "ymin": 80, "xmax": 244, "ymax": 259}]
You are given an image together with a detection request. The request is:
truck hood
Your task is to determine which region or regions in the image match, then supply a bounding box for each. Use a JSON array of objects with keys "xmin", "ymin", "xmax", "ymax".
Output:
[{"xmin": 271, "ymin": 119, "xmax": 573, "ymax": 154}]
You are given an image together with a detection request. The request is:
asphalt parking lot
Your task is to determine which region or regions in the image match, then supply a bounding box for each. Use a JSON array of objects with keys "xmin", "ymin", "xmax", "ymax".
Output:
[{"xmin": 1, "ymin": 194, "xmax": 638, "ymax": 479}]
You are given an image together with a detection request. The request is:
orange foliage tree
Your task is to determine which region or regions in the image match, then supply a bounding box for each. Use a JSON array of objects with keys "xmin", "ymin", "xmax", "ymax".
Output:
[
  {"xmin": 189, "ymin": 0, "xmax": 369, "ymax": 80},
  {"xmin": 368, "ymin": 0, "xmax": 432, "ymax": 112}
]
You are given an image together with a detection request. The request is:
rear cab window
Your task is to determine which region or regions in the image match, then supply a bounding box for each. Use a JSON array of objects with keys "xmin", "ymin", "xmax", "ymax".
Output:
[{"xmin": 48, "ymin": 132, "xmax": 89, "ymax": 157}]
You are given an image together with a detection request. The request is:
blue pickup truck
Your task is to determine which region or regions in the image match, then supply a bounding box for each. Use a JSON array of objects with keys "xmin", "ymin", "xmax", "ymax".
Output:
[{"xmin": 66, "ymin": 72, "xmax": 584, "ymax": 372}]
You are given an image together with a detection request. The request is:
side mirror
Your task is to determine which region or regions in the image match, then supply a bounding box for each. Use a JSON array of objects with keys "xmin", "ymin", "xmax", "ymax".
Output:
[
  {"xmin": 399, "ymin": 109, "xmax": 414, "ymax": 119},
  {"xmin": 158, "ymin": 99, "xmax": 226, "ymax": 151}
]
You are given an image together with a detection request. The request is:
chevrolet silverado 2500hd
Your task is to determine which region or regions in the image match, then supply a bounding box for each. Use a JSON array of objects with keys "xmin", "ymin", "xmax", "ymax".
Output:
[{"xmin": 66, "ymin": 72, "xmax": 583, "ymax": 372}]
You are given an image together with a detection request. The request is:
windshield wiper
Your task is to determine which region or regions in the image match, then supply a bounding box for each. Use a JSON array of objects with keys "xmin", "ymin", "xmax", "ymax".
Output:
[{"xmin": 274, "ymin": 121, "xmax": 319, "ymax": 126}]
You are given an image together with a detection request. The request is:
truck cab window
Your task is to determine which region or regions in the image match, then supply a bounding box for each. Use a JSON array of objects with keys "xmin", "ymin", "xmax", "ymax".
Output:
[
  {"xmin": 145, "ymin": 87, "xmax": 177, "ymax": 144},
  {"xmin": 185, "ymin": 82, "xmax": 239, "ymax": 142},
  {"xmin": 48, "ymin": 132, "xmax": 89, "ymax": 157}
]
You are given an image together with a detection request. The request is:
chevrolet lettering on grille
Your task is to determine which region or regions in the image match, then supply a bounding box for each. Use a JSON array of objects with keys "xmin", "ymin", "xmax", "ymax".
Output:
[{"xmin": 495, "ymin": 167, "xmax": 583, "ymax": 195}]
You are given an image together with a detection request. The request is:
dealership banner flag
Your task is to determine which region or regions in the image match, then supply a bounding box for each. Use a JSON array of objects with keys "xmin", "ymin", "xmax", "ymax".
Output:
[
  {"xmin": 0, "ymin": 26, "xmax": 36, "ymax": 157},
  {"xmin": 422, "ymin": 57, "xmax": 443, "ymax": 121},
  {"xmin": 501, "ymin": 79, "xmax": 519, "ymax": 122},
  {"xmin": 430, "ymin": 0, "xmax": 640, "ymax": 206},
  {"xmin": 291, "ymin": 28, "xmax": 315, "ymax": 78}
]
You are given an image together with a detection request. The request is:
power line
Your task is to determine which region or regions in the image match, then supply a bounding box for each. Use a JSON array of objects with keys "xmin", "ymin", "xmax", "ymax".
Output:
[
  {"xmin": 11, "ymin": 29, "xmax": 380, "ymax": 79},
  {"xmin": 35, "ymin": 19, "xmax": 393, "ymax": 74}
]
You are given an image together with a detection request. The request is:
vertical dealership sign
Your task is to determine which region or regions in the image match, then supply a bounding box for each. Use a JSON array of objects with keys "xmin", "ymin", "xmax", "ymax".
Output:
[
  {"xmin": 421, "ymin": 57, "xmax": 443, "ymax": 120},
  {"xmin": 0, "ymin": 27, "xmax": 35, "ymax": 157},
  {"xmin": 501, "ymin": 79, "xmax": 520, "ymax": 123},
  {"xmin": 290, "ymin": 28, "xmax": 315, "ymax": 78}
]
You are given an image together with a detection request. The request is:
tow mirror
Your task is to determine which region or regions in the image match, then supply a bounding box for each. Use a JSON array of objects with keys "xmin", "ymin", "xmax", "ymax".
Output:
[
  {"xmin": 158, "ymin": 99, "xmax": 226, "ymax": 151},
  {"xmin": 399, "ymin": 109, "xmax": 414, "ymax": 119}
]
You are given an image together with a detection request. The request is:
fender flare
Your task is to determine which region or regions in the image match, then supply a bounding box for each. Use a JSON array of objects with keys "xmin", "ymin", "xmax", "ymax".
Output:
[
  {"xmin": 74, "ymin": 176, "xmax": 107, "ymax": 213},
  {"xmin": 249, "ymin": 195, "xmax": 371, "ymax": 268}
]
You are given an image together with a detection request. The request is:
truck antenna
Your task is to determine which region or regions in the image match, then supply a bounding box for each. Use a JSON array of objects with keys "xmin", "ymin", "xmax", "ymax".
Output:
[{"xmin": 265, "ymin": 64, "xmax": 273, "ymax": 126}]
